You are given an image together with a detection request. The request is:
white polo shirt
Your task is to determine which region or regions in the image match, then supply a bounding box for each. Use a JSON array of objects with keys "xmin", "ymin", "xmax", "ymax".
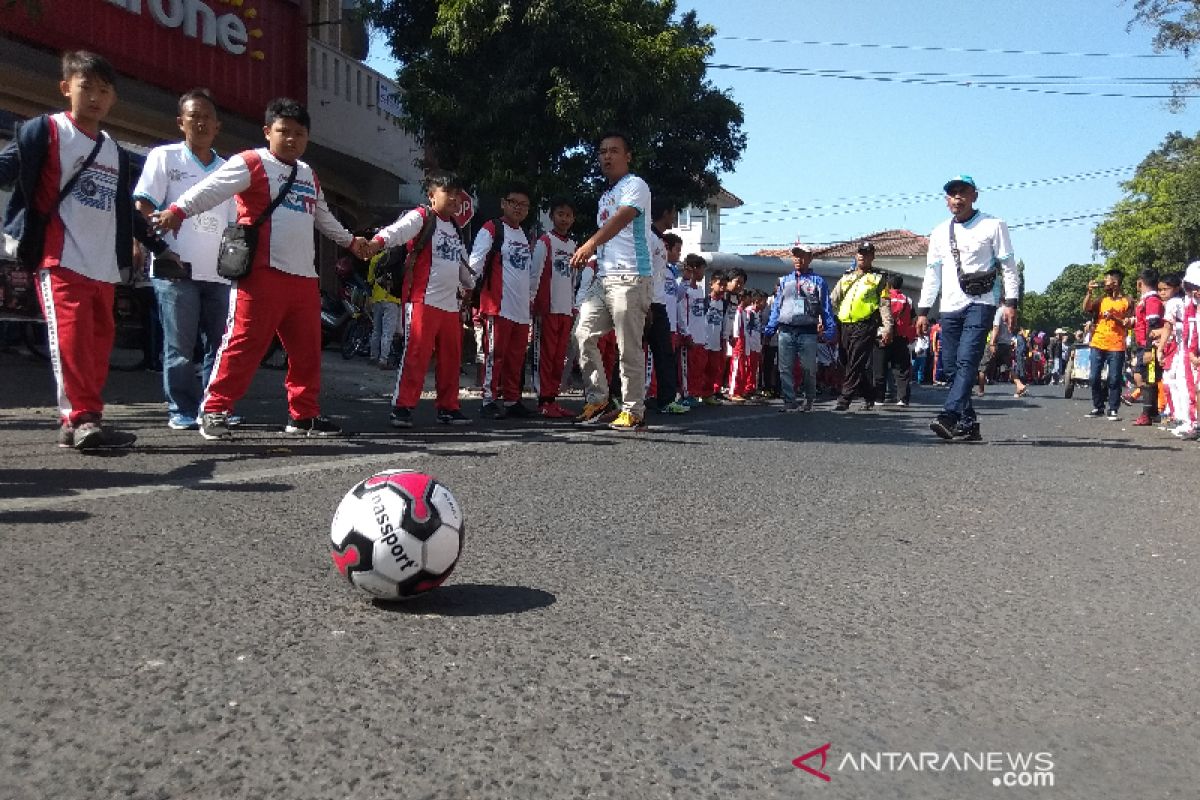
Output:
[
  {"xmin": 596, "ymin": 173, "xmax": 652, "ymax": 278},
  {"xmin": 134, "ymin": 142, "xmax": 236, "ymax": 283}
]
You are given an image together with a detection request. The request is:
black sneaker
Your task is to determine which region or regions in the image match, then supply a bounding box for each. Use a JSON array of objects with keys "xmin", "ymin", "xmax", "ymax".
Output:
[
  {"xmin": 284, "ymin": 416, "xmax": 343, "ymax": 436},
  {"xmin": 929, "ymin": 413, "xmax": 958, "ymax": 440},
  {"xmin": 436, "ymin": 408, "xmax": 471, "ymax": 425},
  {"xmin": 481, "ymin": 402, "xmax": 506, "ymax": 420},
  {"xmin": 1084, "ymin": 408, "xmax": 1104, "ymax": 418},
  {"xmin": 200, "ymin": 412, "xmax": 233, "ymax": 440},
  {"xmin": 954, "ymin": 421, "xmax": 982, "ymax": 441},
  {"xmin": 833, "ymin": 400, "xmax": 850, "ymax": 412},
  {"xmin": 859, "ymin": 401, "xmax": 875, "ymax": 411},
  {"xmin": 57, "ymin": 423, "xmax": 74, "ymax": 449},
  {"xmin": 73, "ymin": 421, "xmax": 137, "ymax": 450},
  {"xmin": 504, "ymin": 401, "xmax": 532, "ymax": 418},
  {"xmin": 1106, "ymin": 410, "xmax": 1120, "ymax": 421},
  {"xmin": 389, "ymin": 406, "xmax": 414, "ymax": 428}
]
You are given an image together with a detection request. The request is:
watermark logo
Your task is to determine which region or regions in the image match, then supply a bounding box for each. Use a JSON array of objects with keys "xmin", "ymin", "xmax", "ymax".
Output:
[
  {"xmin": 793, "ymin": 742, "xmax": 1055, "ymax": 788},
  {"xmin": 792, "ymin": 743, "xmax": 832, "ymax": 782}
]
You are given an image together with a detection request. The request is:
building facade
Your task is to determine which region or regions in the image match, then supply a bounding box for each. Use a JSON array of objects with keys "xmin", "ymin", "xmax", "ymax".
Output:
[{"xmin": 0, "ymin": 0, "xmax": 422, "ymax": 284}]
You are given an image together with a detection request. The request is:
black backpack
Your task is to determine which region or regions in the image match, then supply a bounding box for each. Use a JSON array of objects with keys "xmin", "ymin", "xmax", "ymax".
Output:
[
  {"xmin": 393, "ymin": 206, "xmax": 466, "ymax": 302},
  {"xmin": 469, "ymin": 217, "xmax": 505, "ymax": 310}
]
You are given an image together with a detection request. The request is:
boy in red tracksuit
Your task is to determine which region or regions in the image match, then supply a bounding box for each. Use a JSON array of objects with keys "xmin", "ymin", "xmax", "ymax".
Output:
[
  {"xmin": 0, "ymin": 52, "xmax": 168, "ymax": 450},
  {"xmin": 529, "ymin": 197, "xmax": 577, "ymax": 418},
  {"xmin": 157, "ymin": 99, "xmax": 367, "ymax": 440},
  {"xmin": 370, "ymin": 173, "xmax": 474, "ymax": 428},
  {"xmin": 471, "ymin": 185, "xmax": 534, "ymax": 419}
]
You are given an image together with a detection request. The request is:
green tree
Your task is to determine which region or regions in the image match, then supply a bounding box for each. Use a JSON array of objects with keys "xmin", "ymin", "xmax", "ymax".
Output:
[
  {"xmin": 1024, "ymin": 263, "xmax": 1103, "ymax": 333},
  {"xmin": 363, "ymin": 0, "xmax": 746, "ymax": 216},
  {"xmin": 1093, "ymin": 130, "xmax": 1200, "ymax": 274},
  {"xmin": 1128, "ymin": 0, "xmax": 1200, "ymax": 109}
]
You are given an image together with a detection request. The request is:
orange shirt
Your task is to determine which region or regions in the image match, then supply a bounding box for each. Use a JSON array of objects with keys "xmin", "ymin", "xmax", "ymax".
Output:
[{"xmin": 1090, "ymin": 295, "xmax": 1130, "ymax": 352}]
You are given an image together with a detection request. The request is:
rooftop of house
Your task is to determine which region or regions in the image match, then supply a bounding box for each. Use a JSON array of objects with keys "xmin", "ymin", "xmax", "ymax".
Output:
[{"xmin": 755, "ymin": 229, "xmax": 930, "ymax": 260}]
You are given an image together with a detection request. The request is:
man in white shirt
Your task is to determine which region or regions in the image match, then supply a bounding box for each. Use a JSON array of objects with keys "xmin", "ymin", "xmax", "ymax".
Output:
[
  {"xmin": 916, "ymin": 174, "xmax": 1020, "ymax": 442},
  {"xmin": 569, "ymin": 132, "xmax": 654, "ymax": 431},
  {"xmin": 134, "ymin": 89, "xmax": 236, "ymax": 431}
]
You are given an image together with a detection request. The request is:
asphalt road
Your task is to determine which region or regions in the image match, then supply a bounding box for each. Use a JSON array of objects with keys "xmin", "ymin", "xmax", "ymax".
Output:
[{"xmin": 0, "ymin": 346, "xmax": 1196, "ymax": 800}]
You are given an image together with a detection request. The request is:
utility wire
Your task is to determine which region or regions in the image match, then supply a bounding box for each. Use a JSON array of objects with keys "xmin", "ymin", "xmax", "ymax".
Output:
[
  {"xmin": 716, "ymin": 35, "xmax": 1177, "ymax": 60},
  {"xmin": 734, "ymin": 166, "xmax": 1136, "ymax": 209},
  {"xmin": 707, "ymin": 63, "xmax": 1196, "ymax": 99}
]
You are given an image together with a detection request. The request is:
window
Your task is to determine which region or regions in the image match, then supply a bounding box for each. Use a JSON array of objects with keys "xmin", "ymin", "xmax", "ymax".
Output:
[
  {"xmin": 321, "ymin": 51, "xmax": 329, "ymax": 91},
  {"xmin": 333, "ymin": 56, "xmax": 340, "ymax": 96},
  {"xmin": 678, "ymin": 207, "xmax": 691, "ymax": 228},
  {"xmin": 356, "ymin": 71, "xmax": 362, "ymax": 106}
]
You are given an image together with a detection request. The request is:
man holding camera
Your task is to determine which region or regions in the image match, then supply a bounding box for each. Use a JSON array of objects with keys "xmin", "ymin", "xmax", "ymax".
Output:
[{"xmin": 916, "ymin": 175, "xmax": 1020, "ymax": 442}]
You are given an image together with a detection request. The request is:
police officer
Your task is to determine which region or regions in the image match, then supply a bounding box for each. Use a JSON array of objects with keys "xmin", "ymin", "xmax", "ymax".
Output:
[{"xmin": 830, "ymin": 242, "xmax": 892, "ymax": 410}]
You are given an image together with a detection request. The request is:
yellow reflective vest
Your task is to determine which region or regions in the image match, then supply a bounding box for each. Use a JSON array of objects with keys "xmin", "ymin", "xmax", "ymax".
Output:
[{"xmin": 834, "ymin": 270, "xmax": 886, "ymax": 323}]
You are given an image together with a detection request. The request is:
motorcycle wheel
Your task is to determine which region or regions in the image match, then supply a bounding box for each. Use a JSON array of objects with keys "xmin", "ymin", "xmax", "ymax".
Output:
[{"xmin": 341, "ymin": 317, "xmax": 370, "ymax": 360}]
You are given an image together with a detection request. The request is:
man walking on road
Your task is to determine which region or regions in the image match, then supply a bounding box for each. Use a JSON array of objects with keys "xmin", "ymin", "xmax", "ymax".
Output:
[
  {"xmin": 570, "ymin": 132, "xmax": 654, "ymax": 431},
  {"xmin": 917, "ymin": 175, "xmax": 1020, "ymax": 441},
  {"xmin": 763, "ymin": 245, "xmax": 835, "ymax": 412},
  {"xmin": 1082, "ymin": 268, "xmax": 1130, "ymax": 420},
  {"xmin": 831, "ymin": 242, "xmax": 892, "ymax": 411}
]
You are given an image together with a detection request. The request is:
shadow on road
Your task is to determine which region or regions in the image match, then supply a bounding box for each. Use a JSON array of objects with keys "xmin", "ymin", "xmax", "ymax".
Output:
[
  {"xmin": 0, "ymin": 509, "xmax": 91, "ymax": 525},
  {"xmin": 372, "ymin": 582, "xmax": 556, "ymax": 617}
]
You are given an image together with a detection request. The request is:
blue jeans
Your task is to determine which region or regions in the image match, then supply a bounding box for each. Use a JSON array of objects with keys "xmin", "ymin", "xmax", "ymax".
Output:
[
  {"xmin": 1089, "ymin": 347, "xmax": 1125, "ymax": 413},
  {"xmin": 153, "ymin": 278, "xmax": 231, "ymax": 418},
  {"xmin": 938, "ymin": 303, "xmax": 994, "ymax": 425},
  {"xmin": 776, "ymin": 328, "xmax": 818, "ymax": 403}
]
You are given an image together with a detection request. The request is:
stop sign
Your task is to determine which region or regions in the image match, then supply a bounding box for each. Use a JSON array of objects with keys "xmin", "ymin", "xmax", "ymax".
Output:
[{"xmin": 453, "ymin": 191, "xmax": 475, "ymax": 228}]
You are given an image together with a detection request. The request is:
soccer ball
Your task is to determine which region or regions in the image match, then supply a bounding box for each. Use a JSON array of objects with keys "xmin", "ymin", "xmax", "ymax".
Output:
[{"xmin": 330, "ymin": 469, "xmax": 464, "ymax": 599}]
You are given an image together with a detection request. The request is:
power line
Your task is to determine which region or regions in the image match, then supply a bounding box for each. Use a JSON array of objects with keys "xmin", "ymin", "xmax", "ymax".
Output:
[
  {"xmin": 706, "ymin": 63, "xmax": 1196, "ymax": 99},
  {"xmin": 734, "ymin": 166, "xmax": 1136, "ymax": 209},
  {"xmin": 716, "ymin": 35, "xmax": 1178, "ymax": 60}
]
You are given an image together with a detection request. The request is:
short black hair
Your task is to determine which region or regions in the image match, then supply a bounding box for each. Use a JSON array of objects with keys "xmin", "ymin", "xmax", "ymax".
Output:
[
  {"xmin": 178, "ymin": 88, "xmax": 216, "ymax": 115},
  {"xmin": 1160, "ymin": 272, "xmax": 1182, "ymax": 289},
  {"xmin": 888, "ymin": 274, "xmax": 905, "ymax": 290},
  {"xmin": 662, "ymin": 233, "xmax": 683, "ymax": 250},
  {"xmin": 264, "ymin": 97, "xmax": 310, "ymax": 130},
  {"xmin": 1138, "ymin": 268, "xmax": 1160, "ymax": 287},
  {"xmin": 727, "ymin": 267, "xmax": 748, "ymax": 282},
  {"xmin": 502, "ymin": 184, "xmax": 532, "ymax": 202},
  {"xmin": 424, "ymin": 171, "xmax": 465, "ymax": 193},
  {"xmin": 710, "ymin": 270, "xmax": 727, "ymax": 283},
  {"xmin": 548, "ymin": 196, "xmax": 575, "ymax": 213},
  {"xmin": 651, "ymin": 196, "xmax": 677, "ymax": 222},
  {"xmin": 62, "ymin": 51, "xmax": 117, "ymax": 87},
  {"xmin": 597, "ymin": 130, "xmax": 632, "ymax": 152},
  {"xmin": 1103, "ymin": 268, "xmax": 1124, "ymax": 281},
  {"xmin": 683, "ymin": 253, "xmax": 706, "ymax": 268}
]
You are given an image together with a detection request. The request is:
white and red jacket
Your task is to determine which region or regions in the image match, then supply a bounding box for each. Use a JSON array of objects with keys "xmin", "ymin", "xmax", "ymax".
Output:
[
  {"xmin": 170, "ymin": 148, "xmax": 352, "ymax": 277},
  {"xmin": 374, "ymin": 207, "xmax": 472, "ymax": 313},
  {"xmin": 530, "ymin": 230, "xmax": 577, "ymax": 316},
  {"xmin": 470, "ymin": 219, "xmax": 532, "ymax": 324}
]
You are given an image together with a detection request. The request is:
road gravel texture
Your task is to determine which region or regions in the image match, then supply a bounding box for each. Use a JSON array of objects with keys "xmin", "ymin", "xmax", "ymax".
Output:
[{"xmin": 0, "ymin": 350, "xmax": 1195, "ymax": 799}]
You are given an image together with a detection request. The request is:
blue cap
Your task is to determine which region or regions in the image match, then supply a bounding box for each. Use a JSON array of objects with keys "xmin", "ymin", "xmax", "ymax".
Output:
[{"xmin": 943, "ymin": 174, "xmax": 977, "ymax": 193}]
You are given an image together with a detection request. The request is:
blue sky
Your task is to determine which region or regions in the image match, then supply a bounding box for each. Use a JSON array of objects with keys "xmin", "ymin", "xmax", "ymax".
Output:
[{"xmin": 368, "ymin": 0, "xmax": 1200, "ymax": 291}]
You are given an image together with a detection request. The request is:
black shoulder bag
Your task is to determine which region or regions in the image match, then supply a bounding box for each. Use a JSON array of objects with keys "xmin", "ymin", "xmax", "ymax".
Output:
[
  {"xmin": 216, "ymin": 162, "xmax": 298, "ymax": 280},
  {"xmin": 15, "ymin": 131, "xmax": 104, "ymax": 269},
  {"xmin": 949, "ymin": 214, "xmax": 998, "ymax": 297}
]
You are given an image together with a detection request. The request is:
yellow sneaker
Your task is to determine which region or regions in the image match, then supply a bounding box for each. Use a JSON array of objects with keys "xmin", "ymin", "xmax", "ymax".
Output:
[
  {"xmin": 573, "ymin": 400, "xmax": 613, "ymax": 425},
  {"xmin": 608, "ymin": 411, "xmax": 645, "ymax": 431}
]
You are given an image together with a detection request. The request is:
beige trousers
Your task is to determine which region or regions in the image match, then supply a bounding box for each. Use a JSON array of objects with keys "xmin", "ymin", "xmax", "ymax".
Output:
[{"xmin": 575, "ymin": 275, "xmax": 652, "ymax": 416}]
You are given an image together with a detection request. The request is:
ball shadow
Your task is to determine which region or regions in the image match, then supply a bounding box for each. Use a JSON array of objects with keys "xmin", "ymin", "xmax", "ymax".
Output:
[{"xmin": 372, "ymin": 582, "xmax": 556, "ymax": 617}]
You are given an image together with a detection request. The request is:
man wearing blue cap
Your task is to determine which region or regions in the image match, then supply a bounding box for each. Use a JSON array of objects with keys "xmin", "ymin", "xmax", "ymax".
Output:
[{"xmin": 916, "ymin": 175, "xmax": 1020, "ymax": 441}]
